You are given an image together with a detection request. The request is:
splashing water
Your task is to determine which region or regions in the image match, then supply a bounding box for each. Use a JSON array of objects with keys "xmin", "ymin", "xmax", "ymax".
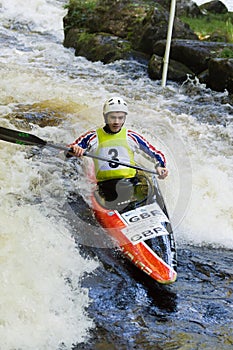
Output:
[{"xmin": 0, "ymin": 0, "xmax": 232, "ymax": 348}]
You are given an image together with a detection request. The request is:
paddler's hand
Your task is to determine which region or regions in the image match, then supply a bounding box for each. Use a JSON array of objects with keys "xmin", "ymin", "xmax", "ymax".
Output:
[
  {"xmin": 70, "ymin": 145, "xmax": 85, "ymax": 157},
  {"xmin": 157, "ymin": 166, "xmax": 168, "ymax": 179}
]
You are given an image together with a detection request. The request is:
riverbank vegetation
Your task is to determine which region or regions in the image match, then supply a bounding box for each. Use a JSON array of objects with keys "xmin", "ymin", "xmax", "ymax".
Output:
[
  {"xmin": 181, "ymin": 13, "xmax": 233, "ymax": 44},
  {"xmin": 65, "ymin": 0, "xmax": 233, "ymax": 45}
]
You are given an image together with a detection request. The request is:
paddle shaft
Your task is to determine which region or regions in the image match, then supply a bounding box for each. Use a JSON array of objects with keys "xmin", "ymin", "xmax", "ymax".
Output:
[{"xmin": 0, "ymin": 126, "xmax": 158, "ymax": 175}]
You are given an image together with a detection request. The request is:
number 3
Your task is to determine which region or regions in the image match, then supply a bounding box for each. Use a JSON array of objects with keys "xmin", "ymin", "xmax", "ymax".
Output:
[{"xmin": 108, "ymin": 148, "xmax": 119, "ymax": 168}]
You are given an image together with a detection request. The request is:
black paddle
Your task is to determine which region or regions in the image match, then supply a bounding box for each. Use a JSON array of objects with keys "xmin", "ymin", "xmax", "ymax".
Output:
[{"xmin": 0, "ymin": 126, "xmax": 158, "ymax": 175}]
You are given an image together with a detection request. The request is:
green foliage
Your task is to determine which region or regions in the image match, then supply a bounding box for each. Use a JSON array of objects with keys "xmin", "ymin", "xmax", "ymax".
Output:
[
  {"xmin": 77, "ymin": 31, "xmax": 95, "ymax": 43},
  {"xmin": 226, "ymin": 18, "xmax": 233, "ymax": 43},
  {"xmin": 64, "ymin": 0, "xmax": 97, "ymax": 29},
  {"xmin": 64, "ymin": 0, "xmax": 97, "ymax": 11},
  {"xmin": 181, "ymin": 13, "xmax": 233, "ymax": 43},
  {"xmin": 220, "ymin": 47, "xmax": 233, "ymax": 58}
]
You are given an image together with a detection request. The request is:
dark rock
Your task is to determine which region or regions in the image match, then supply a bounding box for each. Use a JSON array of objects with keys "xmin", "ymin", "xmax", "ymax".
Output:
[
  {"xmin": 63, "ymin": 0, "xmax": 233, "ymax": 94},
  {"xmin": 208, "ymin": 58, "xmax": 233, "ymax": 93},
  {"xmin": 157, "ymin": 0, "xmax": 202, "ymax": 17},
  {"xmin": 134, "ymin": 7, "xmax": 197, "ymax": 55},
  {"xmin": 63, "ymin": 28, "xmax": 82, "ymax": 50},
  {"xmin": 148, "ymin": 54, "xmax": 162, "ymax": 80},
  {"xmin": 177, "ymin": 1, "xmax": 202, "ymax": 17},
  {"xmin": 153, "ymin": 39, "xmax": 233, "ymax": 75},
  {"xmin": 63, "ymin": 0, "xmax": 198, "ymax": 59},
  {"xmin": 199, "ymin": 0, "xmax": 228, "ymax": 14},
  {"xmin": 148, "ymin": 54, "xmax": 194, "ymax": 81},
  {"xmin": 198, "ymin": 69, "xmax": 209, "ymax": 85},
  {"xmin": 73, "ymin": 32, "xmax": 132, "ymax": 64}
]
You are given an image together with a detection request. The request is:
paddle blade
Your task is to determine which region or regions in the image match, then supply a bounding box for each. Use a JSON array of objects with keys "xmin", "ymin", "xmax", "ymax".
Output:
[{"xmin": 0, "ymin": 127, "xmax": 47, "ymax": 147}]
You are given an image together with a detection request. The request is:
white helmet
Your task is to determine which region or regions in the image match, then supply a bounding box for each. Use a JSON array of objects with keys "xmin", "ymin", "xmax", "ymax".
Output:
[{"xmin": 103, "ymin": 97, "xmax": 128, "ymax": 115}]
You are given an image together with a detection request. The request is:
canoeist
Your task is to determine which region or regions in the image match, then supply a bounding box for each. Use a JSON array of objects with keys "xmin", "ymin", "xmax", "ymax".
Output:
[{"xmin": 69, "ymin": 97, "xmax": 168, "ymax": 203}]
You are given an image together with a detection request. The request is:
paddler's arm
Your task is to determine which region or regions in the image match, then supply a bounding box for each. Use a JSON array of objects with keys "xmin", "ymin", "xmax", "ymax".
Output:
[
  {"xmin": 65, "ymin": 130, "xmax": 96, "ymax": 158},
  {"xmin": 127, "ymin": 130, "xmax": 168, "ymax": 179}
]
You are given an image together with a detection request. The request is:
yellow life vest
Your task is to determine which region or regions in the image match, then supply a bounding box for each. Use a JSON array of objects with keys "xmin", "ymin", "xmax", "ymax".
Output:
[{"xmin": 94, "ymin": 127, "xmax": 136, "ymax": 182}]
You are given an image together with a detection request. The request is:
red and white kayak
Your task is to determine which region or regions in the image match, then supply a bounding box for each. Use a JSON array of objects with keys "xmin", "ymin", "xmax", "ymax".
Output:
[{"xmin": 89, "ymin": 171, "xmax": 177, "ymax": 284}]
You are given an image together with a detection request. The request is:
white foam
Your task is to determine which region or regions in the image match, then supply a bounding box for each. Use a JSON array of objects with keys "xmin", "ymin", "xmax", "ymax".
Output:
[
  {"xmin": 0, "ymin": 0, "xmax": 66, "ymax": 38},
  {"xmin": 0, "ymin": 145, "xmax": 98, "ymax": 349},
  {"xmin": 0, "ymin": 7, "xmax": 232, "ymax": 341}
]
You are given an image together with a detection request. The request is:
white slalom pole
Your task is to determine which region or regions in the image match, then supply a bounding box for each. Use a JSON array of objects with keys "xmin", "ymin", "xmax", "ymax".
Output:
[{"xmin": 161, "ymin": 0, "xmax": 176, "ymax": 87}]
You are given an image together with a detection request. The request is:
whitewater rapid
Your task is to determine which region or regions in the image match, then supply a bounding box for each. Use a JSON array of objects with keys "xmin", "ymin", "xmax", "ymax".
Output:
[{"xmin": 0, "ymin": 0, "xmax": 232, "ymax": 349}]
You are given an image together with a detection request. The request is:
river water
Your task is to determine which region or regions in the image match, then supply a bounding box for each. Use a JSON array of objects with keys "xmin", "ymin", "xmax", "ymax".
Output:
[{"xmin": 0, "ymin": 0, "xmax": 232, "ymax": 349}]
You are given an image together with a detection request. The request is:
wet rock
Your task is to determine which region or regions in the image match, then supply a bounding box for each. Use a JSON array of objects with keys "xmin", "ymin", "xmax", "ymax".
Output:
[
  {"xmin": 148, "ymin": 54, "xmax": 194, "ymax": 82},
  {"xmin": 63, "ymin": 28, "xmax": 81, "ymax": 50},
  {"xmin": 153, "ymin": 39, "xmax": 233, "ymax": 92},
  {"xmin": 63, "ymin": 0, "xmax": 197, "ymax": 58},
  {"xmin": 199, "ymin": 0, "xmax": 228, "ymax": 14},
  {"xmin": 176, "ymin": 0, "xmax": 202, "ymax": 17},
  {"xmin": 5, "ymin": 101, "xmax": 76, "ymax": 130},
  {"xmin": 63, "ymin": 0, "xmax": 233, "ymax": 94},
  {"xmin": 153, "ymin": 39, "xmax": 233, "ymax": 75},
  {"xmin": 208, "ymin": 58, "xmax": 233, "ymax": 93},
  {"xmin": 74, "ymin": 32, "xmax": 132, "ymax": 64},
  {"xmin": 157, "ymin": 0, "xmax": 202, "ymax": 17},
  {"xmin": 132, "ymin": 7, "xmax": 197, "ymax": 55}
]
